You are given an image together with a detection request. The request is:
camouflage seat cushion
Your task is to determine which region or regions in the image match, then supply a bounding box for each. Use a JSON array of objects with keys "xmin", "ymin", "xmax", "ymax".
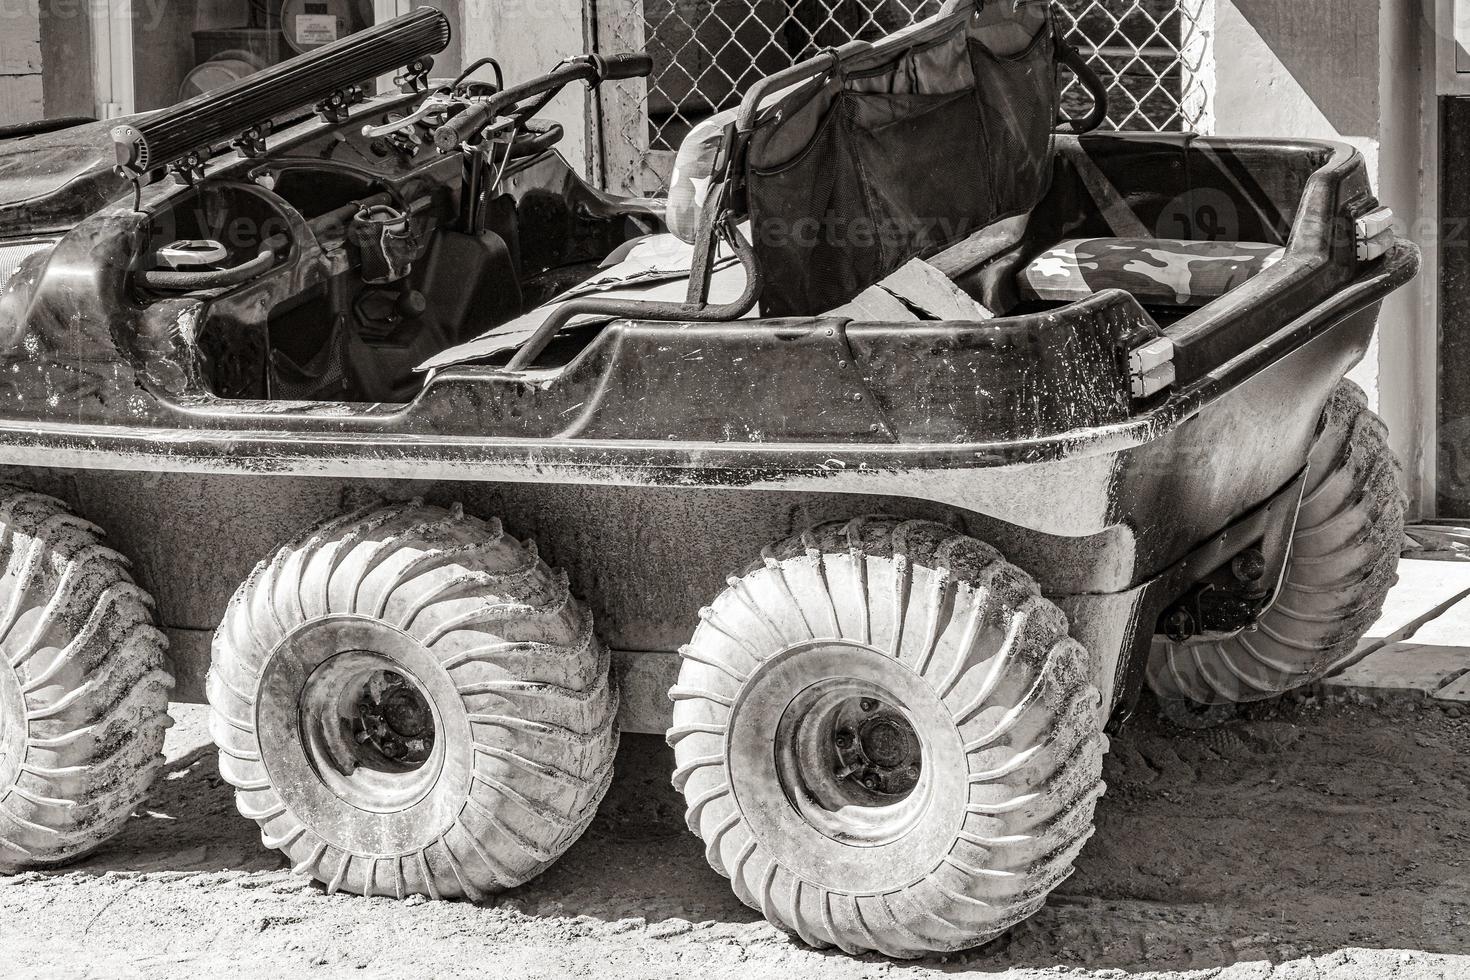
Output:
[
  {"xmin": 663, "ymin": 81, "xmax": 806, "ymax": 244},
  {"xmin": 666, "ymin": 108, "xmax": 736, "ymax": 245},
  {"xmin": 1018, "ymin": 237, "xmax": 1285, "ymax": 307}
]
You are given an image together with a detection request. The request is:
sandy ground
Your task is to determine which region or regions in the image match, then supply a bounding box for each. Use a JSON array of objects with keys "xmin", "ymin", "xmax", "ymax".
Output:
[{"xmin": 1, "ymin": 692, "xmax": 1467, "ymax": 980}]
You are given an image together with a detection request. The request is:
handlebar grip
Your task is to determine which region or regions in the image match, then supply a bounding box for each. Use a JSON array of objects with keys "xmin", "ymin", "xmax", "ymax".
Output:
[
  {"xmin": 601, "ymin": 52, "xmax": 653, "ymax": 81},
  {"xmin": 433, "ymin": 102, "xmax": 493, "ymax": 153}
]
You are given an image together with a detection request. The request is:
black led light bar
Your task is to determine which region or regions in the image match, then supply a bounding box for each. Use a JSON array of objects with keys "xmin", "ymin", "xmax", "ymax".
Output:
[{"xmin": 112, "ymin": 8, "xmax": 451, "ymax": 177}]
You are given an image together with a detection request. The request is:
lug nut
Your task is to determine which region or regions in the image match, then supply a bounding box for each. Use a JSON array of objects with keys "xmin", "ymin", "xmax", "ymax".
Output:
[
  {"xmin": 859, "ymin": 698, "xmax": 877, "ymax": 712},
  {"xmin": 834, "ymin": 731, "xmax": 853, "ymax": 750},
  {"xmin": 861, "ymin": 773, "xmax": 881, "ymax": 791}
]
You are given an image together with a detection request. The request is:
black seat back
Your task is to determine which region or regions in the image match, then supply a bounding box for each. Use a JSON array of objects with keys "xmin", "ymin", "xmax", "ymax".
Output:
[{"xmin": 742, "ymin": 0, "xmax": 1059, "ymax": 316}]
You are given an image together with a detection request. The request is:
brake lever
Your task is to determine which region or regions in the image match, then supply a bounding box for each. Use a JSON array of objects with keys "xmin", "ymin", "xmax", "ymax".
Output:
[{"xmin": 361, "ymin": 95, "xmax": 457, "ymax": 139}]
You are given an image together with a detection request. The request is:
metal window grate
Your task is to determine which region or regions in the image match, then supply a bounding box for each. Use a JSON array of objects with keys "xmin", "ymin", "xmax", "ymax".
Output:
[
  {"xmin": 1057, "ymin": 0, "xmax": 1211, "ymax": 132},
  {"xmin": 596, "ymin": 0, "xmax": 1212, "ymax": 194},
  {"xmin": 640, "ymin": 0, "xmax": 944, "ymax": 154}
]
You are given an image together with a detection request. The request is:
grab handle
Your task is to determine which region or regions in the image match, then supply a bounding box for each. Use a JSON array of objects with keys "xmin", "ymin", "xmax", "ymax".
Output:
[{"xmin": 1055, "ymin": 38, "xmax": 1109, "ymax": 135}]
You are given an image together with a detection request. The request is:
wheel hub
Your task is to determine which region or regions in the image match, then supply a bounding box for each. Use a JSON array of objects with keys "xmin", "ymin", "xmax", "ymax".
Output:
[
  {"xmin": 831, "ymin": 698, "xmax": 922, "ymax": 797},
  {"xmin": 353, "ymin": 671, "xmax": 434, "ymax": 764},
  {"xmin": 726, "ymin": 640, "xmax": 971, "ymax": 894},
  {"xmin": 299, "ymin": 650, "xmax": 444, "ymax": 813},
  {"xmin": 773, "ymin": 674, "xmax": 931, "ymax": 847},
  {"xmin": 254, "ymin": 616, "xmax": 476, "ymax": 856}
]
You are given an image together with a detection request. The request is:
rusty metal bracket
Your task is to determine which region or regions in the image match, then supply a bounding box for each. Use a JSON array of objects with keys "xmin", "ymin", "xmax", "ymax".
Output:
[
  {"xmin": 167, "ymin": 148, "xmax": 211, "ymax": 186},
  {"xmin": 395, "ymin": 55, "xmax": 435, "ymax": 93},
  {"xmin": 1155, "ymin": 468, "xmax": 1306, "ymax": 643},
  {"xmin": 232, "ymin": 123, "xmax": 271, "ymax": 159},
  {"xmin": 317, "ymin": 86, "xmax": 364, "ymax": 124}
]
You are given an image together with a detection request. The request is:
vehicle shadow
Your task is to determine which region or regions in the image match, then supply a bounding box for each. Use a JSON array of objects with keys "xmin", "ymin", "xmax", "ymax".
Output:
[
  {"xmin": 30, "ymin": 697, "xmax": 1470, "ymax": 973},
  {"xmin": 534, "ymin": 695, "xmax": 1470, "ymax": 972},
  {"xmin": 57, "ymin": 741, "xmax": 283, "ymax": 878}
]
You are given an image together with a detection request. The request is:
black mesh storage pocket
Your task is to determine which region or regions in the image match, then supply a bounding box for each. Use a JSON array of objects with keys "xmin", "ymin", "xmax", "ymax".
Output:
[
  {"xmin": 971, "ymin": 27, "xmax": 1058, "ymax": 219},
  {"xmin": 747, "ymin": 99, "xmax": 881, "ymax": 318},
  {"xmin": 846, "ymin": 88, "xmax": 995, "ymax": 273},
  {"xmin": 747, "ymin": 88, "xmax": 994, "ymax": 316}
]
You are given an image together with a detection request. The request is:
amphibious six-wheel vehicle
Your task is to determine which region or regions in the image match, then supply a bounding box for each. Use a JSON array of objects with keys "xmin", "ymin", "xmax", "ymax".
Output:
[{"xmin": 0, "ymin": 0, "xmax": 1415, "ymax": 958}]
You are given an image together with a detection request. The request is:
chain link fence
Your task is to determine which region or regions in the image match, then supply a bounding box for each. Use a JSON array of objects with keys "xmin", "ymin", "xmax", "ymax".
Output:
[{"xmin": 596, "ymin": 0, "xmax": 1213, "ymax": 194}]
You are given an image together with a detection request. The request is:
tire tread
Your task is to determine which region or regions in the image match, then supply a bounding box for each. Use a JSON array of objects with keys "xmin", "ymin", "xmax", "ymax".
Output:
[
  {"xmin": 208, "ymin": 500, "xmax": 616, "ymax": 900},
  {"xmin": 0, "ymin": 487, "xmax": 171, "ymax": 872},
  {"xmin": 671, "ymin": 516, "xmax": 1105, "ymax": 957},
  {"xmin": 1149, "ymin": 381, "xmax": 1407, "ymax": 705}
]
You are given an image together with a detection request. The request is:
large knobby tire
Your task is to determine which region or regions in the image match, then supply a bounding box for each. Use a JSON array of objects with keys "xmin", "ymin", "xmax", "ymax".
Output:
[
  {"xmin": 208, "ymin": 500, "xmax": 617, "ymax": 900},
  {"xmin": 1148, "ymin": 380, "xmax": 1407, "ymax": 705},
  {"xmin": 0, "ymin": 488, "xmax": 172, "ymax": 871},
  {"xmin": 669, "ymin": 517, "xmax": 1106, "ymax": 958}
]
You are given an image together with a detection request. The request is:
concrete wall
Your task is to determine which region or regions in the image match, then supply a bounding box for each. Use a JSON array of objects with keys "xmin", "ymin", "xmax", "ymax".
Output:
[
  {"xmin": 132, "ymin": 0, "xmax": 199, "ymax": 112},
  {"xmin": 1211, "ymin": 0, "xmax": 1435, "ymax": 517},
  {"xmin": 38, "ymin": 0, "xmax": 94, "ymax": 118},
  {"xmin": 0, "ymin": 1, "xmax": 44, "ymax": 124},
  {"xmin": 460, "ymin": 0, "xmax": 595, "ymax": 175}
]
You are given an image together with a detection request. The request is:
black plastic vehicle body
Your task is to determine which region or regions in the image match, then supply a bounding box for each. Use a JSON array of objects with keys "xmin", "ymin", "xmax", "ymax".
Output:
[{"xmin": 0, "ymin": 40, "xmax": 1418, "ymax": 731}]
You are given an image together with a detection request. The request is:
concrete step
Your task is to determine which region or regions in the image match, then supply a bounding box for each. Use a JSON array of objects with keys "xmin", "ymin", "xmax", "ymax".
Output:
[
  {"xmin": 1321, "ymin": 558, "xmax": 1470, "ymax": 703},
  {"xmin": 1325, "ymin": 642, "xmax": 1470, "ymax": 701}
]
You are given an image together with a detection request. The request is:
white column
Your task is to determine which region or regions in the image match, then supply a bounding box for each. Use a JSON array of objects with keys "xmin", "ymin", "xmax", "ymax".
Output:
[
  {"xmin": 374, "ymin": 0, "xmax": 415, "ymax": 20},
  {"xmin": 1179, "ymin": 0, "xmax": 1215, "ymax": 134},
  {"xmin": 593, "ymin": 0, "xmax": 649, "ymax": 193},
  {"xmin": 90, "ymin": 0, "xmax": 135, "ymax": 118}
]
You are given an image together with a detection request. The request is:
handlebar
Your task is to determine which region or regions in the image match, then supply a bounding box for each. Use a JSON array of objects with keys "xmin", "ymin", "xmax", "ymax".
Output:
[
  {"xmin": 433, "ymin": 102, "xmax": 497, "ymax": 153},
  {"xmin": 432, "ymin": 51, "xmax": 652, "ymax": 152}
]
